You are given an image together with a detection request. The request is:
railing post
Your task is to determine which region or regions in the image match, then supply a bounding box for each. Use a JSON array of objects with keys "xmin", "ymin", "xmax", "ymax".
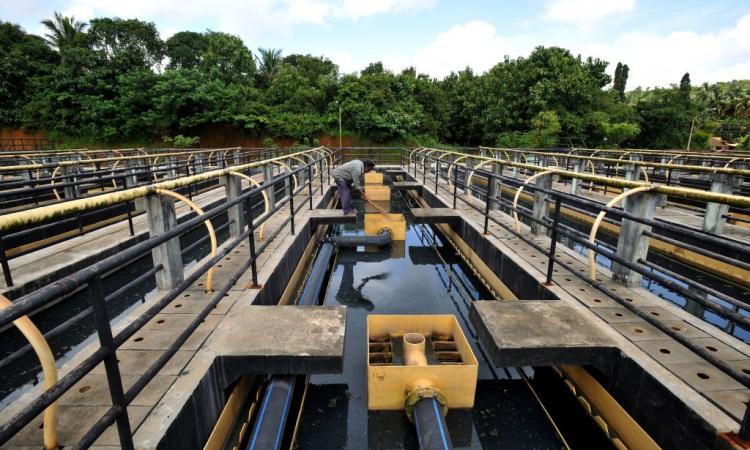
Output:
[
  {"xmin": 464, "ymin": 158, "xmax": 475, "ymax": 195},
  {"xmin": 289, "ymin": 179, "xmax": 296, "ymax": 235},
  {"xmin": 245, "ymin": 195, "xmax": 259, "ymax": 287},
  {"xmin": 483, "ymin": 186, "xmax": 491, "ymax": 234},
  {"xmin": 88, "ymin": 275, "xmax": 135, "ymax": 450},
  {"xmin": 144, "ymin": 195, "xmax": 183, "ymax": 290},
  {"xmin": 611, "ymin": 192, "xmax": 659, "ymax": 287},
  {"xmin": 740, "ymin": 402, "xmax": 750, "ymax": 441},
  {"xmin": 264, "ymin": 164, "xmax": 276, "ymax": 209},
  {"xmin": 195, "ymin": 154, "xmax": 204, "ymax": 173},
  {"xmin": 434, "ymin": 159, "xmax": 440, "ymax": 194},
  {"xmin": 702, "ymin": 173, "xmax": 737, "ymax": 234},
  {"xmin": 0, "ymin": 236, "xmax": 13, "ymax": 287},
  {"xmin": 223, "ymin": 174, "xmax": 245, "ymax": 238},
  {"xmin": 320, "ymin": 159, "xmax": 325, "ymax": 193},
  {"xmin": 571, "ymin": 162, "xmax": 581, "ymax": 196},
  {"xmin": 62, "ymin": 164, "xmax": 80, "ymax": 200},
  {"xmin": 167, "ymin": 156, "xmax": 178, "ymax": 180},
  {"xmin": 511, "ymin": 153, "xmax": 520, "ymax": 178},
  {"xmin": 488, "ymin": 164, "xmax": 500, "ymax": 209},
  {"xmin": 452, "ymin": 163, "xmax": 458, "ymax": 209},
  {"xmin": 308, "ymin": 165, "xmax": 314, "ymax": 210},
  {"xmin": 531, "ymin": 174, "xmax": 554, "ymax": 235},
  {"xmin": 545, "ymin": 197, "xmax": 561, "ymax": 284}
]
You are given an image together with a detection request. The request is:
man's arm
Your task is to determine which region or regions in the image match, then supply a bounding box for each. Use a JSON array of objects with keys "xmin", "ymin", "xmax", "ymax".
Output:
[
  {"xmin": 350, "ymin": 165, "xmax": 369, "ymax": 200},
  {"xmin": 350, "ymin": 165, "xmax": 363, "ymax": 189}
]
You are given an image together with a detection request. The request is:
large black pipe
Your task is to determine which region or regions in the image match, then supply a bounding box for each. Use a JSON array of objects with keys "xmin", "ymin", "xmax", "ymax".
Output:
[
  {"xmin": 413, "ymin": 397, "xmax": 454, "ymax": 450},
  {"xmin": 247, "ymin": 375, "xmax": 296, "ymax": 450},
  {"xmin": 297, "ymin": 242, "xmax": 335, "ymax": 307},
  {"xmin": 247, "ymin": 230, "xmax": 392, "ymax": 450},
  {"xmin": 325, "ymin": 230, "xmax": 393, "ymax": 248}
]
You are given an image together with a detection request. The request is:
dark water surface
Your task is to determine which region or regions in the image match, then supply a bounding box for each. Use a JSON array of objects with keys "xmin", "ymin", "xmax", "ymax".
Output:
[{"xmin": 296, "ymin": 193, "xmax": 610, "ymax": 449}]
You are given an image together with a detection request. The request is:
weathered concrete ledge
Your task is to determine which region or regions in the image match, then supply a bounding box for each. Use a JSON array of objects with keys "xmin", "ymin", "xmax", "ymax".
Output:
[
  {"xmin": 471, "ymin": 300, "xmax": 618, "ymax": 367},
  {"xmin": 410, "ymin": 207, "xmax": 462, "ymax": 225},
  {"xmin": 309, "ymin": 208, "xmax": 356, "ymax": 225},
  {"xmin": 134, "ymin": 305, "xmax": 346, "ymax": 450}
]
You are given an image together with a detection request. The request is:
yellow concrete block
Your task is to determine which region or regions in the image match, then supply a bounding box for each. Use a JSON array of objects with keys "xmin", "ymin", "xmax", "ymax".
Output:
[
  {"xmin": 365, "ymin": 172, "xmax": 384, "ymax": 184},
  {"xmin": 367, "ymin": 315, "xmax": 478, "ymax": 410},
  {"xmin": 364, "ymin": 213, "xmax": 406, "ymax": 241},
  {"xmin": 364, "ymin": 185, "xmax": 390, "ymax": 201}
]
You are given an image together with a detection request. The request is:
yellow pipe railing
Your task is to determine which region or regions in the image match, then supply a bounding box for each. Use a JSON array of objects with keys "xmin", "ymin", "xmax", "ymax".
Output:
[
  {"xmin": 0, "ymin": 148, "xmax": 332, "ymax": 234},
  {"xmin": 0, "ymin": 294, "xmax": 58, "ymax": 449},
  {"xmin": 0, "ymin": 147, "xmax": 245, "ymax": 174},
  {"xmin": 416, "ymin": 148, "xmax": 750, "ymax": 209},
  {"xmin": 481, "ymin": 146, "xmax": 750, "ymax": 176}
]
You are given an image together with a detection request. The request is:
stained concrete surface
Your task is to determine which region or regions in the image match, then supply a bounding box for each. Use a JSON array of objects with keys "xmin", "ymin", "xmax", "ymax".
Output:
[{"xmin": 471, "ymin": 300, "xmax": 617, "ymax": 367}]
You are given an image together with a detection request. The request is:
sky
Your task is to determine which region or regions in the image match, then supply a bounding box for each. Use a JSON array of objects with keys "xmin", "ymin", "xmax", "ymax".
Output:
[{"xmin": 3, "ymin": 0, "xmax": 750, "ymax": 88}]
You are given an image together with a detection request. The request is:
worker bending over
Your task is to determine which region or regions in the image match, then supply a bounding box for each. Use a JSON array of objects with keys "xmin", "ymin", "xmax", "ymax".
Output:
[{"xmin": 332, "ymin": 159, "xmax": 375, "ymax": 216}]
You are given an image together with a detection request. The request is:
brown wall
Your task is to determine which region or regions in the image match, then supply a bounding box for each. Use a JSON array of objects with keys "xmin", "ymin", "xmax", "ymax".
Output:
[
  {"xmin": 195, "ymin": 124, "xmax": 354, "ymax": 148},
  {"xmin": 0, "ymin": 128, "xmax": 44, "ymax": 140}
]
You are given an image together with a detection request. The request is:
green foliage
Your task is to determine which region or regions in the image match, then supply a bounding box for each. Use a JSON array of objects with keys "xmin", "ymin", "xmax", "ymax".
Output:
[
  {"xmin": 165, "ymin": 31, "xmax": 208, "ymax": 69},
  {"xmin": 163, "ymin": 134, "xmax": 200, "ymax": 147},
  {"xmin": 612, "ymin": 62, "xmax": 629, "ymax": 101},
  {"xmin": 88, "ymin": 18, "xmax": 164, "ymax": 72},
  {"xmin": 601, "ymin": 121, "xmax": 640, "ymax": 147},
  {"xmin": 689, "ymin": 129, "xmax": 711, "ymax": 149},
  {"xmin": 256, "ymin": 47, "xmax": 283, "ymax": 87},
  {"xmin": 262, "ymin": 137, "xmax": 276, "ymax": 148},
  {"xmin": 0, "ymin": 22, "xmax": 58, "ymax": 125},
  {"xmin": 631, "ymin": 87, "xmax": 692, "ymax": 148},
  {"xmin": 40, "ymin": 12, "xmax": 87, "ymax": 50},
  {"xmin": 2, "ymin": 16, "xmax": 749, "ymax": 150}
]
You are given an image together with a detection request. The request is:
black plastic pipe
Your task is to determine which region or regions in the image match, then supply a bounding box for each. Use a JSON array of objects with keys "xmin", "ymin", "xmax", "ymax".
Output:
[
  {"xmin": 247, "ymin": 375, "xmax": 296, "ymax": 450},
  {"xmin": 413, "ymin": 397, "xmax": 453, "ymax": 450},
  {"xmin": 247, "ymin": 230, "xmax": 392, "ymax": 450},
  {"xmin": 297, "ymin": 241, "xmax": 336, "ymax": 307},
  {"xmin": 326, "ymin": 230, "xmax": 393, "ymax": 248}
]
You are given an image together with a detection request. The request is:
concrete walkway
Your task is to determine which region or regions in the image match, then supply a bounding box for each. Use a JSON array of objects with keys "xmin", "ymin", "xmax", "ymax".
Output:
[
  {"xmin": 415, "ymin": 165, "xmax": 749, "ymax": 446},
  {"xmin": 1, "ymin": 175, "xmax": 336, "ymax": 449}
]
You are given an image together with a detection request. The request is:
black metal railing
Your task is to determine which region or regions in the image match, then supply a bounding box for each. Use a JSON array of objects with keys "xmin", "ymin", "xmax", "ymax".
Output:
[
  {"xmin": 0, "ymin": 148, "xmax": 321, "ymax": 287},
  {"xmin": 0, "ymin": 150, "xmax": 331, "ymax": 448},
  {"xmin": 407, "ymin": 150, "xmax": 750, "ymax": 422}
]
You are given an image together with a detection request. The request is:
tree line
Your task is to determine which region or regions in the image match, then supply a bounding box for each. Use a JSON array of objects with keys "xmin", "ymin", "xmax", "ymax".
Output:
[{"xmin": 1, "ymin": 14, "xmax": 749, "ymax": 149}]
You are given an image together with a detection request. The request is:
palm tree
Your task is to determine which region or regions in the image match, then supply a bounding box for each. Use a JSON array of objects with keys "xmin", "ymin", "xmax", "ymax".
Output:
[
  {"xmin": 41, "ymin": 12, "xmax": 87, "ymax": 50},
  {"xmin": 256, "ymin": 47, "xmax": 283, "ymax": 85}
]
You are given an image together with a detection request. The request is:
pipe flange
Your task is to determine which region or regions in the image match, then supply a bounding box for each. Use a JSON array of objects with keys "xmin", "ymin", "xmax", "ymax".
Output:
[
  {"xmin": 404, "ymin": 387, "xmax": 448, "ymax": 423},
  {"xmin": 377, "ymin": 227, "xmax": 392, "ymax": 236}
]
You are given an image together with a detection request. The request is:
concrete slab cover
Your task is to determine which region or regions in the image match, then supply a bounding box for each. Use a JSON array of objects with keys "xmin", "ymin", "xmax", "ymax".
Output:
[
  {"xmin": 410, "ymin": 207, "xmax": 461, "ymax": 224},
  {"xmin": 471, "ymin": 300, "xmax": 617, "ymax": 367},
  {"xmin": 211, "ymin": 304, "xmax": 346, "ymax": 374},
  {"xmin": 391, "ymin": 181, "xmax": 423, "ymax": 191},
  {"xmin": 310, "ymin": 209, "xmax": 357, "ymax": 225}
]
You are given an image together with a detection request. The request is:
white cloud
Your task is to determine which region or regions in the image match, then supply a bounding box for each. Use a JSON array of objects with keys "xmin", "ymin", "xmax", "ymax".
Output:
[
  {"xmin": 336, "ymin": 0, "xmax": 435, "ymax": 21},
  {"xmin": 576, "ymin": 13, "xmax": 750, "ymax": 87},
  {"xmin": 544, "ymin": 0, "xmax": 635, "ymax": 27},
  {"xmin": 324, "ymin": 48, "xmax": 359, "ymax": 74},
  {"xmin": 405, "ymin": 21, "xmax": 521, "ymax": 79},
  {"xmin": 56, "ymin": 0, "xmax": 434, "ymax": 41},
  {"xmin": 378, "ymin": 13, "xmax": 750, "ymax": 87}
]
